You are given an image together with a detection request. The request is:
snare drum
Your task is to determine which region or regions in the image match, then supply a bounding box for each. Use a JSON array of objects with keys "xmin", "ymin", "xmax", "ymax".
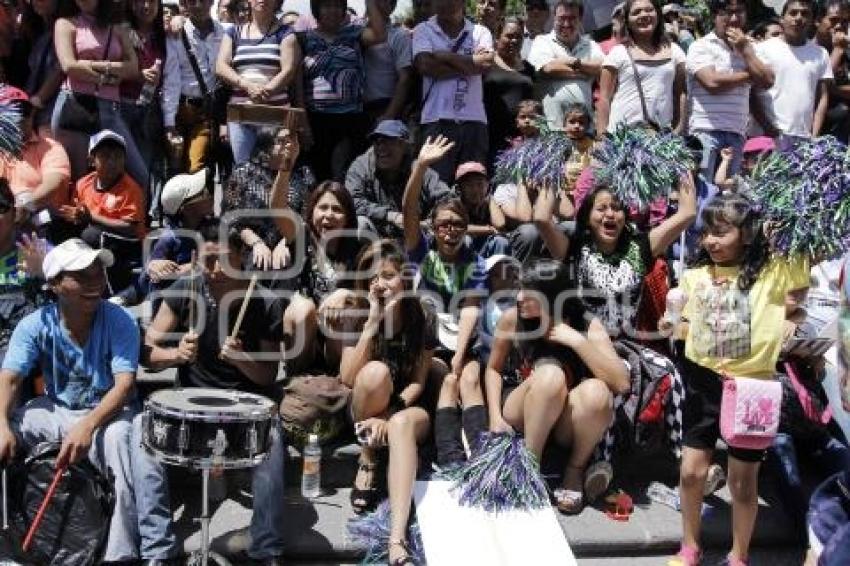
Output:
[{"xmin": 142, "ymin": 388, "xmax": 277, "ymax": 469}]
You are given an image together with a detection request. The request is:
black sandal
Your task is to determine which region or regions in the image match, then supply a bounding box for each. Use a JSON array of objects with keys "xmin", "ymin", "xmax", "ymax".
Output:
[
  {"xmin": 350, "ymin": 460, "xmax": 380, "ymax": 514},
  {"xmin": 389, "ymin": 539, "xmax": 415, "ymax": 566}
]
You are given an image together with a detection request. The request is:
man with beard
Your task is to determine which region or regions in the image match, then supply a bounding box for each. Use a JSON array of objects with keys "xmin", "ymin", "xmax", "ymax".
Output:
[
  {"xmin": 686, "ymin": 0, "xmax": 774, "ymax": 180},
  {"xmin": 346, "ymin": 120, "xmax": 452, "ymax": 239}
]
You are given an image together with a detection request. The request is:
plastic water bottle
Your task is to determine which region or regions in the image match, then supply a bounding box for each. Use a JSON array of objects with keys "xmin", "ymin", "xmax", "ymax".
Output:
[
  {"xmin": 137, "ymin": 59, "xmax": 161, "ymax": 105},
  {"xmin": 301, "ymin": 434, "xmax": 321, "ymax": 499},
  {"xmin": 647, "ymin": 481, "xmax": 680, "ymax": 510}
]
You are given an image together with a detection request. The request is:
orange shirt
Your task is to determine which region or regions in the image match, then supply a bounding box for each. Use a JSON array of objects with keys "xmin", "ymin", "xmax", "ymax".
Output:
[
  {"xmin": 0, "ymin": 133, "xmax": 72, "ymax": 207},
  {"xmin": 74, "ymin": 172, "xmax": 146, "ymax": 239}
]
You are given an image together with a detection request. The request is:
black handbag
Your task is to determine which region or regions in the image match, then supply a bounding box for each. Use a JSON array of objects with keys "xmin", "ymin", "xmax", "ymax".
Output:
[{"xmin": 57, "ymin": 26, "xmax": 113, "ymax": 133}]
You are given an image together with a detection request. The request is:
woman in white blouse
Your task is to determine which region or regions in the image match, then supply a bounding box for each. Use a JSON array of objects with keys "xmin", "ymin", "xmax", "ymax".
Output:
[{"xmin": 596, "ymin": 0, "xmax": 686, "ymax": 134}]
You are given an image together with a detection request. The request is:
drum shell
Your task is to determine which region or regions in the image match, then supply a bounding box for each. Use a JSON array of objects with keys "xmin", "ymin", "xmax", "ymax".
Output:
[{"xmin": 143, "ymin": 405, "xmax": 275, "ymax": 469}]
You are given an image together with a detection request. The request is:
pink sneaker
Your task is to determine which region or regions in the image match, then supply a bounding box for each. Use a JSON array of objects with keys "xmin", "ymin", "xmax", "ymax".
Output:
[{"xmin": 667, "ymin": 545, "xmax": 701, "ymax": 566}]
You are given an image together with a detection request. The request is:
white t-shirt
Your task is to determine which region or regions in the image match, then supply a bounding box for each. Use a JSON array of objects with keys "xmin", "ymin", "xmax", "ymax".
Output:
[
  {"xmin": 687, "ymin": 32, "xmax": 753, "ymax": 136},
  {"xmin": 527, "ymin": 32, "xmax": 604, "ymax": 125},
  {"xmin": 755, "ymin": 37, "xmax": 833, "ymax": 137},
  {"xmin": 603, "ymin": 43, "xmax": 686, "ymax": 132},
  {"xmin": 364, "ymin": 25, "xmax": 413, "ymax": 102},
  {"xmin": 412, "ymin": 17, "xmax": 492, "ymax": 124}
]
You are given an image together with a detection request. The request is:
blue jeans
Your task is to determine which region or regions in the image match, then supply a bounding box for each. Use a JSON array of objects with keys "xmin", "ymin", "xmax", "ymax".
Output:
[
  {"xmin": 228, "ymin": 121, "xmax": 259, "ymax": 165},
  {"xmin": 51, "ymin": 90, "xmax": 150, "ymax": 192},
  {"xmin": 131, "ymin": 417, "xmax": 286, "ymax": 559},
  {"xmin": 693, "ymin": 130, "xmax": 744, "ymax": 182}
]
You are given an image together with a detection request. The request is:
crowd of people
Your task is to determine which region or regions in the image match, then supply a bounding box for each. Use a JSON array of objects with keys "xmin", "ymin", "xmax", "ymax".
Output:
[{"xmin": 1, "ymin": 0, "xmax": 850, "ymax": 564}]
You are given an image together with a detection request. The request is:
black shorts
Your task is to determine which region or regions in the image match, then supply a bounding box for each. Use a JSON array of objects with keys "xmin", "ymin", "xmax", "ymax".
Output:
[{"xmin": 679, "ymin": 357, "xmax": 766, "ymax": 463}]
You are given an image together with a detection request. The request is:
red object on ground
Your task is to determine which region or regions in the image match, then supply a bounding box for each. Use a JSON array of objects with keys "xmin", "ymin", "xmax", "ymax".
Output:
[{"xmin": 22, "ymin": 462, "xmax": 68, "ymax": 552}]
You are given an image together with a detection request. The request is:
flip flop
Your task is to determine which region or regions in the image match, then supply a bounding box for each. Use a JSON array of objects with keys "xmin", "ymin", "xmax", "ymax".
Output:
[{"xmin": 553, "ymin": 487, "xmax": 584, "ymax": 515}]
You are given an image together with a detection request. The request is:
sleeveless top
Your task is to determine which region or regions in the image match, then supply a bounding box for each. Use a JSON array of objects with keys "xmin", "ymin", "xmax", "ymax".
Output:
[
  {"xmin": 65, "ymin": 14, "xmax": 123, "ymax": 101},
  {"xmin": 227, "ymin": 23, "xmax": 292, "ymax": 106}
]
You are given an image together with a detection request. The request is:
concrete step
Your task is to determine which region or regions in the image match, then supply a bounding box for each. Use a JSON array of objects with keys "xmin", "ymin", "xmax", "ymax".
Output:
[{"xmin": 168, "ymin": 472, "xmax": 802, "ymax": 563}]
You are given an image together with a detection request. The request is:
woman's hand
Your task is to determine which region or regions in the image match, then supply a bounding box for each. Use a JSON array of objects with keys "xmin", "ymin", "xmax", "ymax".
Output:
[
  {"xmin": 277, "ymin": 128, "xmax": 300, "ymax": 171},
  {"xmin": 356, "ymin": 417, "xmax": 389, "ymax": 448},
  {"xmin": 546, "ymin": 322, "xmax": 582, "ymax": 348},
  {"xmin": 271, "ymin": 240, "xmax": 290, "ymax": 269},
  {"xmin": 252, "ymin": 241, "xmax": 272, "ymax": 271},
  {"xmin": 142, "ymin": 59, "xmax": 162, "ymax": 85}
]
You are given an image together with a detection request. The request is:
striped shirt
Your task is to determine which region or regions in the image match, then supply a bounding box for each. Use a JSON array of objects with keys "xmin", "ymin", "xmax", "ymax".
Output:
[
  {"xmin": 300, "ymin": 25, "xmax": 365, "ymax": 113},
  {"xmin": 227, "ymin": 23, "xmax": 292, "ymax": 106},
  {"xmin": 687, "ymin": 32, "xmax": 752, "ymax": 136}
]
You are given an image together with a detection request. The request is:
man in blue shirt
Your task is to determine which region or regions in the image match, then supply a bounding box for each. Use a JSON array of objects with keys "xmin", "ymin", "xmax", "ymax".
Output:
[{"xmin": 0, "ymin": 238, "xmax": 178, "ymax": 564}]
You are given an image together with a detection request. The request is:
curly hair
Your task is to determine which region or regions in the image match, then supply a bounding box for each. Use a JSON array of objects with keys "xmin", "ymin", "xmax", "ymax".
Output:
[{"xmin": 691, "ymin": 192, "xmax": 769, "ymax": 291}]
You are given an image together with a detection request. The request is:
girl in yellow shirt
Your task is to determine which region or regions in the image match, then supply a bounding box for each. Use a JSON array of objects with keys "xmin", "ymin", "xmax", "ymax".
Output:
[{"xmin": 668, "ymin": 193, "xmax": 809, "ymax": 566}]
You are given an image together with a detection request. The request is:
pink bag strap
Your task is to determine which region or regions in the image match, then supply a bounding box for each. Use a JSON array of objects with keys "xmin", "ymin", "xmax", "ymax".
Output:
[{"xmin": 784, "ymin": 361, "xmax": 832, "ymax": 425}]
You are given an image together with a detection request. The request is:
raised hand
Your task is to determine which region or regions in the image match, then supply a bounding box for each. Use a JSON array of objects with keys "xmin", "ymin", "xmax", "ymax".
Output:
[
  {"xmin": 532, "ymin": 184, "xmax": 557, "ymax": 223},
  {"xmin": 417, "ymin": 135, "xmax": 455, "ymax": 168},
  {"xmin": 17, "ymin": 232, "xmax": 47, "ymax": 279}
]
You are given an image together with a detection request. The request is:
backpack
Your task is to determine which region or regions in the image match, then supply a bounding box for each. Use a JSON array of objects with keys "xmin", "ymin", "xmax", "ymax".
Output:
[
  {"xmin": 605, "ymin": 339, "xmax": 684, "ymax": 460},
  {"xmin": 2, "ymin": 442, "xmax": 115, "ymax": 566}
]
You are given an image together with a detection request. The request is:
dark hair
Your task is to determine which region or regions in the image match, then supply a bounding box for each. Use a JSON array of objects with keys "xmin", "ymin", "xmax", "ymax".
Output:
[
  {"xmin": 516, "ymin": 99, "xmax": 543, "ymax": 116},
  {"xmin": 708, "ymin": 0, "xmax": 745, "ymax": 16},
  {"xmin": 57, "ymin": 0, "xmax": 118, "ymax": 27},
  {"xmin": 782, "ymin": 0, "xmax": 815, "ymax": 15},
  {"xmin": 303, "ymin": 181, "xmax": 358, "ymax": 238},
  {"xmin": 19, "ymin": 0, "xmax": 56, "ymax": 43},
  {"xmin": 354, "ymin": 239, "xmax": 427, "ymax": 381},
  {"xmin": 515, "ymin": 259, "xmax": 578, "ymax": 360},
  {"xmin": 127, "ymin": 0, "xmax": 166, "ymax": 63},
  {"xmin": 751, "ymin": 17, "xmax": 782, "ymax": 39},
  {"xmin": 817, "ymin": 0, "xmax": 848, "ymax": 19},
  {"xmin": 310, "ymin": 0, "xmax": 345, "ymax": 20},
  {"xmin": 0, "ymin": 177, "xmax": 13, "ymax": 209},
  {"xmin": 572, "ymin": 187, "xmax": 634, "ymax": 256},
  {"xmin": 553, "ymin": 0, "xmax": 585, "ymax": 17},
  {"xmin": 563, "ymin": 102, "xmax": 591, "ymax": 124},
  {"xmin": 197, "ymin": 216, "xmax": 244, "ymax": 251},
  {"xmin": 430, "ymin": 197, "xmax": 470, "ymax": 226},
  {"xmin": 623, "ymin": 0, "xmax": 666, "ymax": 48},
  {"xmin": 692, "ymin": 193, "xmax": 768, "ymax": 290},
  {"xmin": 496, "ymin": 15, "xmax": 525, "ymax": 37}
]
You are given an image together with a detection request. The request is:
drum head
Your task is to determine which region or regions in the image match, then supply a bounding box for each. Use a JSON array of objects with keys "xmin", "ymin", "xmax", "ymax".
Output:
[{"xmin": 148, "ymin": 388, "xmax": 275, "ymax": 418}]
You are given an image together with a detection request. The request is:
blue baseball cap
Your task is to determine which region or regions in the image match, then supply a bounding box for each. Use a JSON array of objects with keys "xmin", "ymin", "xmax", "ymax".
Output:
[{"xmin": 368, "ymin": 120, "xmax": 409, "ymax": 142}]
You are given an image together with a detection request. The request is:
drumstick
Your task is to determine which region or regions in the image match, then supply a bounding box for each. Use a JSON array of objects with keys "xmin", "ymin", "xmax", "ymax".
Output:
[
  {"xmin": 22, "ymin": 463, "xmax": 67, "ymax": 552},
  {"xmin": 188, "ymin": 250, "xmax": 197, "ymax": 333},
  {"xmin": 229, "ymin": 274, "xmax": 258, "ymax": 341},
  {"xmin": 2, "ymin": 467, "xmax": 8, "ymax": 530}
]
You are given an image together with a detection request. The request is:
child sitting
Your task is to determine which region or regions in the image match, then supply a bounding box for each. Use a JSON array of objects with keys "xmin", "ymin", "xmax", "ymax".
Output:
[
  {"xmin": 714, "ymin": 136, "xmax": 775, "ymax": 194},
  {"xmin": 455, "ymin": 162, "xmax": 511, "ymax": 259},
  {"xmin": 435, "ymin": 254, "xmax": 520, "ymax": 467}
]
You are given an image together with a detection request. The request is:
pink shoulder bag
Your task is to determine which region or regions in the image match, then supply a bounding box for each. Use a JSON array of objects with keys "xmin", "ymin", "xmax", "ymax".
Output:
[{"xmin": 720, "ymin": 377, "xmax": 783, "ymax": 450}]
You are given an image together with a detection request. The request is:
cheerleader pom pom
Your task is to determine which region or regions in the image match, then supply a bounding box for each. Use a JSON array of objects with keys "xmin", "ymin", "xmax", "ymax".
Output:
[
  {"xmin": 592, "ymin": 124, "xmax": 693, "ymax": 208},
  {"xmin": 449, "ymin": 432, "xmax": 549, "ymax": 513},
  {"xmin": 347, "ymin": 499, "xmax": 427, "ymax": 565},
  {"xmin": 0, "ymin": 84, "xmax": 25, "ymax": 160},
  {"xmin": 494, "ymin": 123, "xmax": 574, "ymax": 191},
  {"xmin": 750, "ymin": 135, "xmax": 850, "ymax": 260}
]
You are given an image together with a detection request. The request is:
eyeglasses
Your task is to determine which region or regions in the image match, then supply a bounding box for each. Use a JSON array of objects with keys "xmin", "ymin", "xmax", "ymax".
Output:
[{"xmin": 435, "ymin": 220, "xmax": 466, "ymax": 232}]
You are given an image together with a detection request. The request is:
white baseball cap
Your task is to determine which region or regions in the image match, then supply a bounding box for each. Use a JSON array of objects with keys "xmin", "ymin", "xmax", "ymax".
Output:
[
  {"xmin": 42, "ymin": 238, "xmax": 114, "ymax": 280},
  {"xmin": 160, "ymin": 168, "xmax": 208, "ymax": 216},
  {"xmin": 88, "ymin": 129, "xmax": 126, "ymax": 156}
]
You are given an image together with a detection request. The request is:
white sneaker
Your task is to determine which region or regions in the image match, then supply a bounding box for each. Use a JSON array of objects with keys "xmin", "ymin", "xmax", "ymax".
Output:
[{"xmin": 703, "ymin": 463, "xmax": 726, "ymax": 496}]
